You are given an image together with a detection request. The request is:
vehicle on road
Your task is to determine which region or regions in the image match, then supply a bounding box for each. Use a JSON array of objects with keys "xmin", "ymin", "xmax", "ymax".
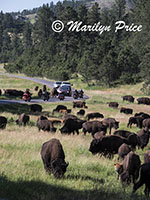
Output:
[
  {"xmin": 53, "ymin": 81, "xmax": 62, "ymax": 88},
  {"xmin": 57, "ymin": 85, "xmax": 72, "ymax": 97}
]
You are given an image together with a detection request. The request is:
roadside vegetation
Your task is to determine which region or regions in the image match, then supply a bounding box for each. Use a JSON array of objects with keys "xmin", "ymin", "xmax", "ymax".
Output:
[{"xmin": 0, "ymin": 75, "xmax": 149, "ymax": 200}]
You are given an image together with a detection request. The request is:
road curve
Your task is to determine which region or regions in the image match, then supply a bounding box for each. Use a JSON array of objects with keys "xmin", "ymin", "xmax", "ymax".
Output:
[{"xmin": 0, "ymin": 73, "xmax": 89, "ymax": 104}]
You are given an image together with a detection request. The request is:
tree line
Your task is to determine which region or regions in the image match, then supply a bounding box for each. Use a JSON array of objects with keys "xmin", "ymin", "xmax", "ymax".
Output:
[{"xmin": 1, "ymin": 0, "xmax": 150, "ymax": 91}]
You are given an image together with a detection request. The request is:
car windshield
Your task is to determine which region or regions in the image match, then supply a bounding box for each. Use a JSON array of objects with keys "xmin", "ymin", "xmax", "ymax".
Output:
[
  {"xmin": 60, "ymin": 86, "xmax": 71, "ymax": 90},
  {"xmin": 56, "ymin": 82, "xmax": 61, "ymax": 84}
]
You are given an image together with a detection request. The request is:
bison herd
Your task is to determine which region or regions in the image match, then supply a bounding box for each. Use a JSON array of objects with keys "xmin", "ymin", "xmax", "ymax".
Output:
[{"xmin": 2, "ymin": 93, "xmax": 150, "ymax": 197}]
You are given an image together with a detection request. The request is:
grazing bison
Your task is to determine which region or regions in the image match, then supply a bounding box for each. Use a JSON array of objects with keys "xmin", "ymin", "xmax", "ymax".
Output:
[
  {"xmin": 77, "ymin": 109, "xmax": 85, "ymax": 116},
  {"xmin": 126, "ymin": 133, "xmax": 140, "ymax": 150},
  {"xmin": 118, "ymin": 143, "xmax": 131, "ymax": 160},
  {"xmin": 134, "ymin": 112, "xmax": 150, "ymax": 119},
  {"xmin": 62, "ymin": 114, "xmax": 79, "ymax": 123},
  {"xmin": 108, "ymin": 102, "xmax": 119, "ymax": 108},
  {"xmin": 143, "ymin": 118, "xmax": 150, "ymax": 131},
  {"xmin": 114, "ymin": 130, "xmax": 134, "ymax": 138},
  {"xmin": 38, "ymin": 115, "xmax": 48, "ymax": 120},
  {"xmin": 82, "ymin": 121, "xmax": 107, "ymax": 136},
  {"xmin": 120, "ymin": 107, "xmax": 133, "ymax": 114},
  {"xmin": 137, "ymin": 129, "xmax": 149, "ymax": 150},
  {"xmin": 102, "ymin": 118, "xmax": 119, "ymax": 135},
  {"xmin": 133, "ymin": 163, "xmax": 150, "ymax": 197},
  {"xmin": 122, "ymin": 95, "xmax": 134, "ymax": 103},
  {"xmin": 4, "ymin": 89, "xmax": 24, "ymax": 97},
  {"xmin": 37, "ymin": 119, "xmax": 56, "ymax": 132},
  {"xmin": 89, "ymin": 135, "xmax": 127, "ymax": 158},
  {"xmin": 93, "ymin": 131, "xmax": 106, "ymax": 139},
  {"xmin": 60, "ymin": 118, "xmax": 86, "ymax": 135},
  {"xmin": 73, "ymin": 101, "xmax": 87, "ymax": 108},
  {"xmin": 0, "ymin": 116, "xmax": 7, "ymax": 129},
  {"xmin": 41, "ymin": 138, "xmax": 69, "ymax": 178},
  {"xmin": 127, "ymin": 116, "xmax": 144, "ymax": 128},
  {"xmin": 16, "ymin": 113, "xmax": 30, "ymax": 126},
  {"xmin": 52, "ymin": 105, "xmax": 67, "ymax": 113},
  {"xmin": 144, "ymin": 150, "xmax": 150, "ymax": 164},
  {"xmin": 30, "ymin": 104, "xmax": 42, "ymax": 112},
  {"xmin": 115, "ymin": 151, "xmax": 141, "ymax": 185},
  {"xmin": 86, "ymin": 112, "xmax": 104, "ymax": 120},
  {"xmin": 137, "ymin": 97, "xmax": 150, "ymax": 105}
]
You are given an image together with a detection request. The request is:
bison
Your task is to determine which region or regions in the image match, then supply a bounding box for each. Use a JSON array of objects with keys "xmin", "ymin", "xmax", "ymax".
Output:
[
  {"xmin": 0, "ymin": 116, "xmax": 7, "ymax": 129},
  {"xmin": 144, "ymin": 150, "xmax": 150, "ymax": 164},
  {"xmin": 127, "ymin": 116, "xmax": 144, "ymax": 128},
  {"xmin": 4, "ymin": 89, "xmax": 24, "ymax": 97},
  {"xmin": 86, "ymin": 112, "xmax": 104, "ymax": 120},
  {"xmin": 41, "ymin": 138, "xmax": 69, "ymax": 178},
  {"xmin": 93, "ymin": 131, "xmax": 106, "ymax": 139},
  {"xmin": 89, "ymin": 135, "xmax": 126, "ymax": 158},
  {"xmin": 137, "ymin": 97, "xmax": 150, "ymax": 105},
  {"xmin": 102, "ymin": 118, "xmax": 119, "ymax": 135},
  {"xmin": 37, "ymin": 119, "xmax": 56, "ymax": 132},
  {"xmin": 142, "ymin": 118, "xmax": 150, "ymax": 131},
  {"xmin": 137, "ymin": 129, "xmax": 149, "ymax": 150},
  {"xmin": 52, "ymin": 105, "xmax": 67, "ymax": 113},
  {"xmin": 60, "ymin": 118, "xmax": 86, "ymax": 135},
  {"xmin": 82, "ymin": 121, "xmax": 107, "ymax": 136},
  {"xmin": 120, "ymin": 107, "xmax": 133, "ymax": 114},
  {"xmin": 77, "ymin": 109, "xmax": 85, "ymax": 116},
  {"xmin": 122, "ymin": 95, "xmax": 134, "ymax": 103},
  {"xmin": 133, "ymin": 163, "xmax": 150, "ymax": 197},
  {"xmin": 114, "ymin": 130, "xmax": 134, "ymax": 138},
  {"xmin": 115, "ymin": 151, "xmax": 141, "ymax": 185},
  {"xmin": 30, "ymin": 104, "xmax": 42, "ymax": 112},
  {"xmin": 118, "ymin": 143, "xmax": 131, "ymax": 160},
  {"xmin": 108, "ymin": 102, "xmax": 119, "ymax": 108},
  {"xmin": 16, "ymin": 113, "xmax": 30, "ymax": 126},
  {"xmin": 73, "ymin": 101, "xmax": 87, "ymax": 108}
]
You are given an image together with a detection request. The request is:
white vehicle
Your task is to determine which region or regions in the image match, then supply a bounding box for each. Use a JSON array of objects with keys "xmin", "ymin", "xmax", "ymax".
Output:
[
  {"xmin": 53, "ymin": 81, "xmax": 62, "ymax": 88},
  {"xmin": 60, "ymin": 82, "xmax": 72, "ymax": 87}
]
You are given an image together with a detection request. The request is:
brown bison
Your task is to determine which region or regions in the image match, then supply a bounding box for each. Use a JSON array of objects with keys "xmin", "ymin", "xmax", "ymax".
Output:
[
  {"xmin": 38, "ymin": 89, "xmax": 42, "ymax": 97},
  {"xmin": 37, "ymin": 119, "xmax": 56, "ymax": 132},
  {"xmin": 133, "ymin": 163, "xmax": 150, "ymax": 197},
  {"xmin": 52, "ymin": 105, "xmax": 67, "ymax": 113},
  {"xmin": 108, "ymin": 102, "xmax": 119, "ymax": 108},
  {"xmin": 30, "ymin": 104, "xmax": 42, "ymax": 112},
  {"xmin": 0, "ymin": 116, "xmax": 7, "ymax": 129},
  {"xmin": 82, "ymin": 121, "xmax": 107, "ymax": 136},
  {"xmin": 77, "ymin": 109, "xmax": 85, "ymax": 116},
  {"xmin": 127, "ymin": 116, "xmax": 144, "ymax": 128},
  {"xmin": 102, "ymin": 118, "xmax": 119, "ymax": 135},
  {"xmin": 115, "ymin": 151, "xmax": 141, "ymax": 185},
  {"xmin": 16, "ymin": 113, "xmax": 30, "ymax": 126},
  {"xmin": 73, "ymin": 101, "xmax": 87, "ymax": 108},
  {"xmin": 41, "ymin": 138, "xmax": 69, "ymax": 178},
  {"xmin": 118, "ymin": 143, "xmax": 131, "ymax": 160},
  {"xmin": 120, "ymin": 107, "xmax": 133, "ymax": 114},
  {"xmin": 89, "ymin": 135, "xmax": 127, "ymax": 158},
  {"xmin": 137, "ymin": 129, "xmax": 149, "ymax": 150},
  {"xmin": 62, "ymin": 114, "xmax": 79, "ymax": 123},
  {"xmin": 122, "ymin": 95, "xmax": 134, "ymax": 103},
  {"xmin": 137, "ymin": 97, "xmax": 150, "ymax": 105},
  {"xmin": 143, "ymin": 118, "xmax": 150, "ymax": 131},
  {"xmin": 144, "ymin": 150, "xmax": 150, "ymax": 164},
  {"xmin": 134, "ymin": 112, "xmax": 150, "ymax": 119},
  {"xmin": 114, "ymin": 130, "xmax": 134, "ymax": 138},
  {"xmin": 60, "ymin": 118, "xmax": 86, "ymax": 135},
  {"xmin": 86, "ymin": 112, "xmax": 104, "ymax": 120},
  {"xmin": 4, "ymin": 89, "xmax": 24, "ymax": 97},
  {"xmin": 93, "ymin": 131, "xmax": 106, "ymax": 139},
  {"xmin": 34, "ymin": 86, "xmax": 39, "ymax": 91}
]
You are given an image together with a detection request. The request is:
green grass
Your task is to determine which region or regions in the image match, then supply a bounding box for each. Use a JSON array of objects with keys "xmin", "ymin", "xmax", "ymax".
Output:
[{"xmin": 0, "ymin": 73, "xmax": 149, "ymax": 200}]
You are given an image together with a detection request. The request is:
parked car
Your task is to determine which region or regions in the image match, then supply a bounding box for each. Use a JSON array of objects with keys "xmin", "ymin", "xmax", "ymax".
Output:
[
  {"xmin": 57, "ymin": 85, "xmax": 72, "ymax": 96},
  {"xmin": 61, "ymin": 82, "xmax": 72, "ymax": 87},
  {"xmin": 53, "ymin": 81, "xmax": 62, "ymax": 88}
]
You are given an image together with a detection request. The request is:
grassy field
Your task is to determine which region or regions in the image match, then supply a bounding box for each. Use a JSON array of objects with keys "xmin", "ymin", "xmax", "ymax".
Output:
[{"xmin": 0, "ymin": 74, "xmax": 150, "ymax": 200}]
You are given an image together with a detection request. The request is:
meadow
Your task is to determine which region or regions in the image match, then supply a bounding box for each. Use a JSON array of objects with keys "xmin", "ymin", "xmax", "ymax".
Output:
[{"xmin": 0, "ymin": 74, "xmax": 150, "ymax": 200}]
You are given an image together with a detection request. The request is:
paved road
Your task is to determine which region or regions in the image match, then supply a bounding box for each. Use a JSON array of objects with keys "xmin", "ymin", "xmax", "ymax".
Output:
[{"xmin": 0, "ymin": 73, "xmax": 89, "ymax": 104}]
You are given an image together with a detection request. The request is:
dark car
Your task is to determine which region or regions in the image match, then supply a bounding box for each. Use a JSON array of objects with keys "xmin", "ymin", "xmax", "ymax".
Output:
[{"xmin": 57, "ymin": 85, "xmax": 72, "ymax": 96}]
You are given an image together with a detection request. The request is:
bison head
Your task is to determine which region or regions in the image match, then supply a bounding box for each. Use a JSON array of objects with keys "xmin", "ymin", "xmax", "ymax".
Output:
[
  {"xmin": 89, "ymin": 139, "xmax": 102, "ymax": 154},
  {"xmin": 51, "ymin": 160, "xmax": 69, "ymax": 178},
  {"xmin": 114, "ymin": 121, "xmax": 119, "ymax": 129}
]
